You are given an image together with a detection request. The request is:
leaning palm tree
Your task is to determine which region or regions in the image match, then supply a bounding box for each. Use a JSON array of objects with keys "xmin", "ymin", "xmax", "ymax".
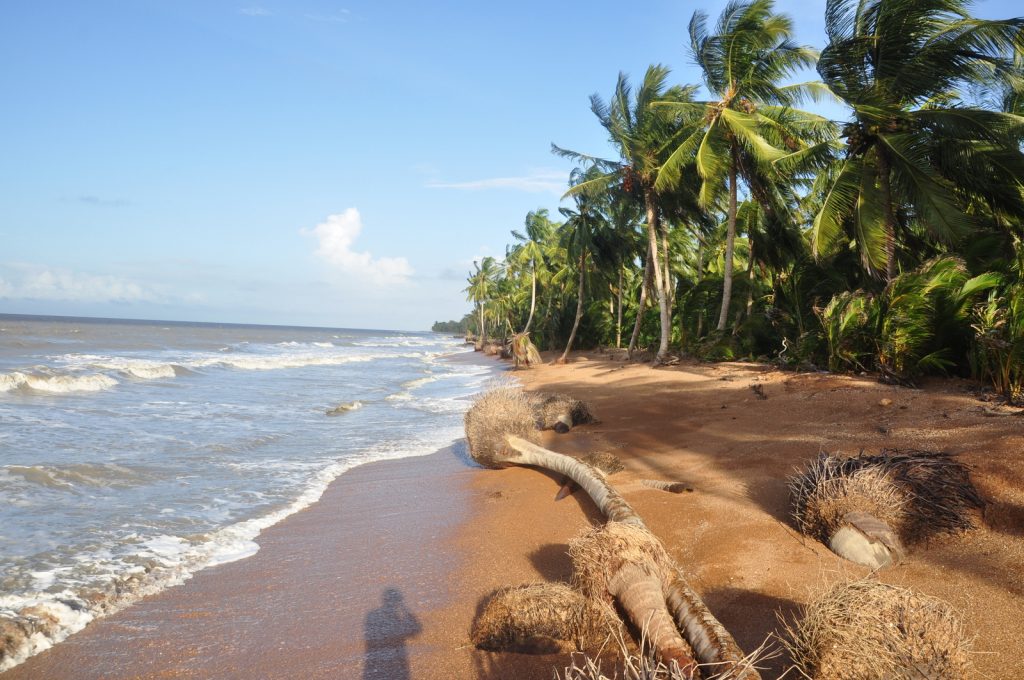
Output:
[
  {"xmin": 658, "ymin": 0, "xmax": 823, "ymax": 332},
  {"xmin": 809, "ymin": 0, "xmax": 1024, "ymax": 280},
  {"xmin": 554, "ymin": 65, "xmax": 702, "ymax": 365}
]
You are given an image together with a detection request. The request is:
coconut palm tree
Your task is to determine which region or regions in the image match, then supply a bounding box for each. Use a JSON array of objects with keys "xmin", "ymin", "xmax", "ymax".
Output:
[
  {"xmin": 554, "ymin": 65, "xmax": 702, "ymax": 365},
  {"xmin": 810, "ymin": 0, "xmax": 1024, "ymax": 280},
  {"xmin": 657, "ymin": 0, "xmax": 823, "ymax": 333},
  {"xmin": 510, "ymin": 209, "xmax": 555, "ymax": 334},
  {"xmin": 556, "ymin": 177, "xmax": 609, "ymax": 363},
  {"xmin": 464, "ymin": 256, "xmax": 501, "ymax": 349}
]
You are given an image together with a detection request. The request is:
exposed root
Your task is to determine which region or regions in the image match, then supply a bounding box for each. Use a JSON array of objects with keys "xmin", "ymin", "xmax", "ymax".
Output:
[
  {"xmin": 534, "ymin": 393, "xmax": 598, "ymax": 432},
  {"xmin": 464, "ymin": 384, "xmax": 542, "ymax": 468},
  {"xmin": 780, "ymin": 578, "xmax": 973, "ymax": 679},
  {"xmin": 471, "ymin": 582, "xmax": 621, "ymax": 655},
  {"xmin": 641, "ymin": 480, "xmax": 693, "ymax": 494}
]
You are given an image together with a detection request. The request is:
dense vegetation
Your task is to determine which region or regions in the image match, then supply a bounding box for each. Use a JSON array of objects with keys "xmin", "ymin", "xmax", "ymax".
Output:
[
  {"xmin": 432, "ymin": 317, "xmax": 473, "ymax": 334},
  {"xmin": 462, "ymin": 0, "xmax": 1024, "ymax": 403}
]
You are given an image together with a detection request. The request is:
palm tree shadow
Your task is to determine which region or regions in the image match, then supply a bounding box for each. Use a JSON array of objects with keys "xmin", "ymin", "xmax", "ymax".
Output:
[{"xmin": 363, "ymin": 588, "xmax": 421, "ymax": 680}]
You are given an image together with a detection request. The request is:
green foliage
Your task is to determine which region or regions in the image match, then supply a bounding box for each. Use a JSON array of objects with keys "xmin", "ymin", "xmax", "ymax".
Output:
[
  {"xmin": 431, "ymin": 316, "xmax": 472, "ymax": 334},
  {"xmin": 971, "ymin": 283, "xmax": 1024, "ymax": 403}
]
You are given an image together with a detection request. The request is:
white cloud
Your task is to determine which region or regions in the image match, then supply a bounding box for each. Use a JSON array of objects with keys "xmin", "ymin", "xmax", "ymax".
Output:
[
  {"xmin": 239, "ymin": 7, "xmax": 272, "ymax": 17},
  {"xmin": 302, "ymin": 209, "xmax": 413, "ymax": 285},
  {"xmin": 426, "ymin": 170, "xmax": 567, "ymax": 195},
  {"xmin": 0, "ymin": 263, "xmax": 158, "ymax": 303}
]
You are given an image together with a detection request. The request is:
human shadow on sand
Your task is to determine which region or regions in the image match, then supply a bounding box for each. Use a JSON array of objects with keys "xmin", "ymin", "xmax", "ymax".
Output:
[{"xmin": 363, "ymin": 588, "xmax": 422, "ymax": 680}]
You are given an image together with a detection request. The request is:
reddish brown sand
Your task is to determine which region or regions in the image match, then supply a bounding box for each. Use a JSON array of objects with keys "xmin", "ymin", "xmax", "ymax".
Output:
[{"xmin": 5, "ymin": 352, "xmax": 1023, "ymax": 679}]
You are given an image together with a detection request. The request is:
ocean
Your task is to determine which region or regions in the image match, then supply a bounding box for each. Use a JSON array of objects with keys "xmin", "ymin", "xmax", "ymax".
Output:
[{"xmin": 0, "ymin": 314, "xmax": 493, "ymax": 671}]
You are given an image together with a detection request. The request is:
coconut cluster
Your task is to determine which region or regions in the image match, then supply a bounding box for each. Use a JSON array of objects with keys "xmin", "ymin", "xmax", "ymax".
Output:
[{"xmin": 781, "ymin": 579, "xmax": 972, "ymax": 680}]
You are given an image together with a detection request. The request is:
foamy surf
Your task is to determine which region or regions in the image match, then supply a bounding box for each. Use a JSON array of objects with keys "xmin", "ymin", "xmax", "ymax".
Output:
[
  {"xmin": 0, "ymin": 424, "xmax": 466, "ymax": 673},
  {"xmin": 0, "ymin": 370, "xmax": 119, "ymax": 394},
  {"xmin": 0, "ymin": 317, "xmax": 495, "ymax": 672}
]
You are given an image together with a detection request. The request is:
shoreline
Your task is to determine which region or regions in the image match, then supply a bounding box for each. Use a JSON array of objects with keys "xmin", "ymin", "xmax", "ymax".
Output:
[{"xmin": 5, "ymin": 350, "xmax": 1022, "ymax": 678}]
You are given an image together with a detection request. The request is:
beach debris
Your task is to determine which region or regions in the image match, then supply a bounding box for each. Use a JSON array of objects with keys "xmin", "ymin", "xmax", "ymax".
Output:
[
  {"xmin": 555, "ymin": 452, "xmax": 625, "ymax": 501},
  {"xmin": 570, "ymin": 523, "xmax": 699, "ymax": 675},
  {"xmin": 325, "ymin": 400, "xmax": 362, "ymax": 416},
  {"xmin": 533, "ymin": 393, "xmax": 598, "ymax": 433},
  {"xmin": 788, "ymin": 450, "xmax": 983, "ymax": 568},
  {"xmin": 878, "ymin": 398, "xmax": 893, "ymax": 407},
  {"xmin": 780, "ymin": 578, "xmax": 972, "ymax": 679},
  {"xmin": 464, "ymin": 385, "xmax": 543, "ymax": 468},
  {"xmin": 511, "ymin": 332, "xmax": 543, "ymax": 369},
  {"xmin": 749, "ymin": 383, "xmax": 767, "ymax": 400},
  {"xmin": 483, "ymin": 342, "xmax": 504, "ymax": 356},
  {"xmin": 464, "ymin": 385, "xmax": 759, "ymax": 679},
  {"xmin": 641, "ymin": 479, "xmax": 694, "ymax": 494},
  {"xmin": 471, "ymin": 583, "xmax": 620, "ymax": 654}
]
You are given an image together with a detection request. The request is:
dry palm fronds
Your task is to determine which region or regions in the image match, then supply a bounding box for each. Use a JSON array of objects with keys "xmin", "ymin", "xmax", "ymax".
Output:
[
  {"xmin": 789, "ymin": 450, "xmax": 983, "ymax": 550},
  {"xmin": 471, "ymin": 583, "xmax": 621, "ymax": 655},
  {"xmin": 534, "ymin": 393, "xmax": 598, "ymax": 432},
  {"xmin": 641, "ymin": 480, "xmax": 693, "ymax": 494},
  {"xmin": 780, "ymin": 578, "xmax": 972, "ymax": 680},
  {"xmin": 512, "ymin": 332, "xmax": 543, "ymax": 368},
  {"xmin": 464, "ymin": 384, "xmax": 542, "ymax": 468}
]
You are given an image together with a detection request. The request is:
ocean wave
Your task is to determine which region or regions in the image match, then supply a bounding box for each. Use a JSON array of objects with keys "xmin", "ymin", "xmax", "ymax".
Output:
[
  {"xmin": 0, "ymin": 424, "xmax": 465, "ymax": 672},
  {"xmin": 0, "ymin": 371, "xmax": 118, "ymax": 394},
  {"xmin": 4, "ymin": 463, "xmax": 158, "ymax": 491}
]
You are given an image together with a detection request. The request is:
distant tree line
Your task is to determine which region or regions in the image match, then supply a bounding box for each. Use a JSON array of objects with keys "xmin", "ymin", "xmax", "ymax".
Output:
[{"xmin": 431, "ymin": 315, "xmax": 474, "ymax": 334}]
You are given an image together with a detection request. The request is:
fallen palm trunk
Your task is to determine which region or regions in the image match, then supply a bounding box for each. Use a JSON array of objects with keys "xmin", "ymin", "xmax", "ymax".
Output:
[
  {"xmin": 465, "ymin": 388, "xmax": 758, "ymax": 678},
  {"xmin": 642, "ymin": 479, "xmax": 694, "ymax": 494}
]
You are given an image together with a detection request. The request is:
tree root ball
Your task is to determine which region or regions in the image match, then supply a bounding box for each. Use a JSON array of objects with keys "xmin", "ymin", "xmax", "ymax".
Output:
[
  {"xmin": 533, "ymin": 393, "xmax": 597, "ymax": 432},
  {"xmin": 782, "ymin": 579, "xmax": 972, "ymax": 680},
  {"xmin": 568, "ymin": 522, "xmax": 673, "ymax": 602},
  {"xmin": 580, "ymin": 451, "xmax": 625, "ymax": 475},
  {"xmin": 464, "ymin": 385, "xmax": 542, "ymax": 468},
  {"xmin": 788, "ymin": 449, "xmax": 983, "ymax": 547},
  {"xmin": 470, "ymin": 583, "xmax": 620, "ymax": 655}
]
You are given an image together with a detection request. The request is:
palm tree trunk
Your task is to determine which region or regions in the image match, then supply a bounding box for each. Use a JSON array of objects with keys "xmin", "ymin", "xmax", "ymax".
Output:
[
  {"xmin": 696, "ymin": 241, "xmax": 705, "ymax": 339},
  {"xmin": 523, "ymin": 265, "xmax": 537, "ymax": 333},
  {"xmin": 616, "ymin": 265, "xmax": 624, "ymax": 349},
  {"xmin": 628, "ymin": 245, "xmax": 654, "ymax": 358},
  {"xmin": 559, "ymin": 252, "xmax": 587, "ymax": 363},
  {"xmin": 717, "ymin": 148, "xmax": 739, "ymax": 332},
  {"xmin": 503, "ymin": 436, "xmax": 757, "ymax": 678},
  {"xmin": 733, "ymin": 239, "xmax": 756, "ymax": 335},
  {"xmin": 644, "ymin": 189, "xmax": 672, "ymax": 363},
  {"xmin": 877, "ymin": 149, "xmax": 898, "ymax": 282}
]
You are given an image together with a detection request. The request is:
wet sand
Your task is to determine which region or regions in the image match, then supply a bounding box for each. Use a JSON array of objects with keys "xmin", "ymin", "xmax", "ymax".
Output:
[
  {"xmin": 4, "ymin": 446, "xmax": 479, "ymax": 680},
  {"xmin": 6, "ymin": 351, "xmax": 1024, "ymax": 679}
]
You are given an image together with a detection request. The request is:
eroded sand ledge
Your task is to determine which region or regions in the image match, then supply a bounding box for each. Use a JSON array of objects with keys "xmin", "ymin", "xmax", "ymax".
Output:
[{"xmin": 5, "ymin": 352, "xmax": 1023, "ymax": 679}]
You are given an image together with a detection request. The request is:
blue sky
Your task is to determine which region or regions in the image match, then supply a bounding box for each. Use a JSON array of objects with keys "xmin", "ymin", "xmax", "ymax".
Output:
[{"xmin": 0, "ymin": 1, "xmax": 1017, "ymax": 330}]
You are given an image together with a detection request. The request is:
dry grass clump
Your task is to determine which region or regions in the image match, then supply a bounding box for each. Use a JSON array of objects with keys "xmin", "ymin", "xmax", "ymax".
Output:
[
  {"xmin": 789, "ymin": 450, "xmax": 983, "ymax": 546},
  {"xmin": 471, "ymin": 583, "xmax": 620, "ymax": 655},
  {"xmin": 464, "ymin": 384, "xmax": 542, "ymax": 468},
  {"xmin": 534, "ymin": 393, "xmax": 598, "ymax": 432},
  {"xmin": 780, "ymin": 578, "xmax": 973, "ymax": 679},
  {"xmin": 569, "ymin": 523, "xmax": 673, "ymax": 605}
]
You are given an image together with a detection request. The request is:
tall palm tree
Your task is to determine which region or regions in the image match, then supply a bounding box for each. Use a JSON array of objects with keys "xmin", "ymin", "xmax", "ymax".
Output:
[
  {"xmin": 554, "ymin": 65, "xmax": 701, "ymax": 364},
  {"xmin": 464, "ymin": 256, "xmax": 500, "ymax": 349},
  {"xmin": 510, "ymin": 209, "xmax": 555, "ymax": 334},
  {"xmin": 810, "ymin": 0, "xmax": 1024, "ymax": 280},
  {"xmin": 659, "ymin": 0, "xmax": 822, "ymax": 332},
  {"xmin": 556, "ymin": 175, "xmax": 608, "ymax": 363}
]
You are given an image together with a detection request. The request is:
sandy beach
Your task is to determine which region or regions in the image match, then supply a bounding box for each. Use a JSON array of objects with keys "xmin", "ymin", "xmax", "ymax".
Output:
[{"xmin": 6, "ymin": 351, "xmax": 1024, "ymax": 679}]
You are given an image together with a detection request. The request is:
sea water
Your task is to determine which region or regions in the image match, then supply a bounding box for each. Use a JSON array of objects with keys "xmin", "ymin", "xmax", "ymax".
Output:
[{"xmin": 0, "ymin": 314, "xmax": 492, "ymax": 671}]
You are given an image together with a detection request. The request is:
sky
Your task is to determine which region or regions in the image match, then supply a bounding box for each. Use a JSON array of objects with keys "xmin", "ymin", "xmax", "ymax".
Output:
[{"xmin": 0, "ymin": 0, "xmax": 1018, "ymax": 331}]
